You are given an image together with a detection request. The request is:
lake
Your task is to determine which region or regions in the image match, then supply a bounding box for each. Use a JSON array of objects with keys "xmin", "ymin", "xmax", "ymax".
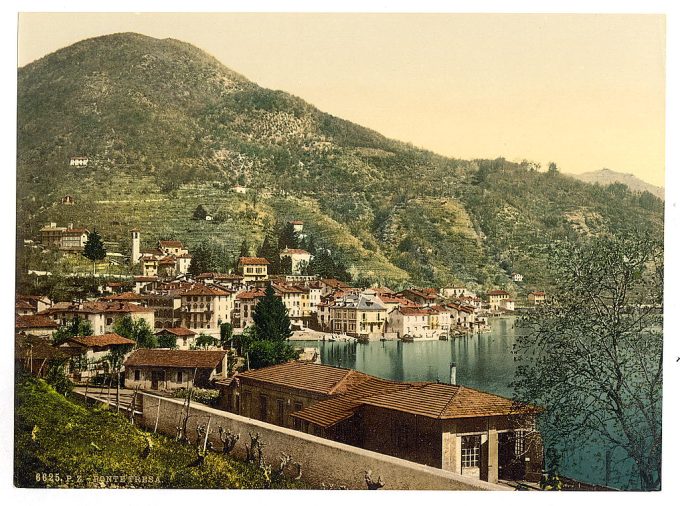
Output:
[{"xmin": 294, "ymin": 316, "xmax": 637, "ymax": 489}]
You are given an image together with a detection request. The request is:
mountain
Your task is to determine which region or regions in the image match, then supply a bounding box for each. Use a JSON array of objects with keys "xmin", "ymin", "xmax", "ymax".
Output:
[
  {"xmin": 16, "ymin": 33, "xmax": 664, "ymax": 291},
  {"xmin": 571, "ymin": 168, "xmax": 664, "ymax": 200}
]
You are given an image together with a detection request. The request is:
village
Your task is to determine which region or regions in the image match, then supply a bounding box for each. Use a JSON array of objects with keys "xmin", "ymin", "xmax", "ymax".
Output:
[{"xmin": 16, "ymin": 218, "xmax": 551, "ymax": 489}]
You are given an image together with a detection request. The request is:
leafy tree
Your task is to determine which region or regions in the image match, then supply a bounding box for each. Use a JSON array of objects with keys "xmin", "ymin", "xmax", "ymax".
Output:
[
  {"xmin": 219, "ymin": 322, "xmax": 233, "ymax": 349},
  {"xmin": 52, "ymin": 316, "xmax": 93, "ymax": 345},
  {"xmin": 113, "ymin": 315, "xmax": 157, "ymax": 349},
  {"xmin": 157, "ymin": 333, "xmax": 178, "ymax": 349},
  {"xmin": 195, "ymin": 333, "xmax": 219, "ymax": 349},
  {"xmin": 247, "ymin": 340, "xmax": 299, "ymax": 370},
  {"xmin": 82, "ymin": 229, "xmax": 106, "ymax": 275},
  {"xmin": 192, "ymin": 204, "xmax": 208, "ymax": 220},
  {"xmin": 547, "ymin": 162, "xmax": 559, "ymax": 176},
  {"xmin": 513, "ymin": 233, "xmax": 663, "ymax": 490},
  {"xmin": 44, "ymin": 363, "xmax": 73, "ymax": 396}
]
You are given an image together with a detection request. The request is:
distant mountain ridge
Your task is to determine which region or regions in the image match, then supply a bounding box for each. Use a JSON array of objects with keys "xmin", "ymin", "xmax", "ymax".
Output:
[
  {"xmin": 16, "ymin": 33, "xmax": 664, "ymax": 291},
  {"xmin": 571, "ymin": 168, "xmax": 664, "ymax": 200}
]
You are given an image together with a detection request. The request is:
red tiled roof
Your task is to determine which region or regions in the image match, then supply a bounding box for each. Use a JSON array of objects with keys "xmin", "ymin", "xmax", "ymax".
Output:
[
  {"xmin": 124, "ymin": 349, "xmax": 227, "ymax": 369},
  {"xmin": 15, "ymin": 300, "xmax": 34, "ymax": 310},
  {"xmin": 180, "ymin": 283, "xmax": 232, "ymax": 296},
  {"xmin": 16, "ymin": 315, "xmax": 59, "ymax": 329},
  {"xmin": 67, "ymin": 333, "xmax": 135, "ymax": 348},
  {"xmin": 42, "ymin": 301, "xmax": 153, "ymax": 315},
  {"xmin": 134, "ymin": 276, "xmax": 158, "ymax": 282},
  {"xmin": 291, "ymin": 377, "xmax": 413, "ymax": 428},
  {"xmin": 530, "ymin": 291, "xmax": 546, "ymax": 296},
  {"xmin": 360, "ymin": 383, "xmax": 539, "ymax": 419},
  {"xmin": 239, "ymin": 257, "xmax": 270, "ymax": 266},
  {"xmin": 101, "ymin": 292, "xmax": 145, "ymax": 302},
  {"xmin": 159, "ymin": 240, "xmax": 184, "ymax": 248},
  {"xmin": 488, "ymin": 290, "xmax": 510, "ymax": 296},
  {"xmin": 289, "ymin": 220, "xmax": 304, "ymax": 225},
  {"xmin": 16, "ymin": 334, "xmax": 71, "ymax": 361},
  {"xmin": 237, "ymin": 362, "xmax": 371, "ymax": 395},
  {"xmin": 155, "ymin": 327, "xmax": 196, "ymax": 337},
  {"xmin": 321, "ymin": 278, "xmax": 350, "ymax": 289},
  {"xmin": 236, "ymin": 289, "xmax": 266, "ymax": 300},
  {"xmin": 398, "ymin": 307, "xmax": 431, "ymax": 316}
]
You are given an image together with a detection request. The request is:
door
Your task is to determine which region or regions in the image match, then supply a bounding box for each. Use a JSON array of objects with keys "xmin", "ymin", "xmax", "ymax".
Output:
[
  {"xmin": 461, "ymin": 435, "xmax": 482, "ymax": 479},
  {"xmin": 498, "ymin": 431, "xmax": 526, "ymax": 480},
  {"xmin": 151, "ymin": 370, "xmax": 165, "ymax": 390}
]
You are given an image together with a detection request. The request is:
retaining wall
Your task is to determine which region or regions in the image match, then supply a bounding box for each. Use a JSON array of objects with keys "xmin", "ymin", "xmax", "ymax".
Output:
[{"xmin": 138, "ymin": 392, "xmax": 509, "ymax": 490}]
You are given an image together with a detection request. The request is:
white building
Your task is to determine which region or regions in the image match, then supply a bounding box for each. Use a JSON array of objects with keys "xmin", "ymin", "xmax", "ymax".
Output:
[{"xmin": 279, "ymin": 248, "xmax": 312, "ymax": 275}]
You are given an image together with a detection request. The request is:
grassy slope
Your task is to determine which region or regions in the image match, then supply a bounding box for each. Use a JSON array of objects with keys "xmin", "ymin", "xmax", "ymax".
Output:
[{"xmin": 14, "ymin": 375, "xmax": 304, "ymax": 489}]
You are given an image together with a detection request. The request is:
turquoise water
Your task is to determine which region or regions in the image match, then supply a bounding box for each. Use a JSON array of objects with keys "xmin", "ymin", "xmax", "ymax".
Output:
[{"xmin": 294, "ymin": 316, "xmax": 639, "ymax": 489}]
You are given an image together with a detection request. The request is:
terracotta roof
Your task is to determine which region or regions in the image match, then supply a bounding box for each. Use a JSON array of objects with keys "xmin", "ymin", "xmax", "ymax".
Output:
[
  {"xmin": 16, "ymin": 315, "xmax": 59, "ymax": 329},
  {"xmin": 289, "ymin": 220, "xmax": 304, "ymax": 225},
  {"xmin": 159, "ymin": 240, "xmax": 184, "ymax": 248},
  {"xmin": 101, "ymin": 292, "xmax": 145, "ymax": 302},
  {"xmin": 239, "ymin": 257, "xmax": 270, "ymax": 266},
  {"xmin": 16, "ymin": 300, "xmax": 34, "ymax": 310},
  {"xmin": 42, "ymin": 301, "xmax": 153, "ymax": 315},
  {"xmin": 158, "ymin": 256, "xmax": 176, "ymax": 265},
  {"xmin": 237, "ymin": 362, "xmax": 371, "ymax": 395},
  {"xmin": 134, "ymin": 276, "xmax": 158, "ymax": 282},
  {"xmin": 321, "ymin": 278, "xmax": 350, "ymax": 289},
  {"xmin": 124, "ymin": 349, "xmax": 227, "ymax": 369},
  {"xmin": 360, "ymin": 383, "xmax": 538, "ymax": 419},
  {"xmin": 155, "ymin": 327, "xmax": 196, "ymax": 337},
  {"xmin": 291, "ymin": 377, "xmax": 412, "ymax": 428},
  {"xmin": 236, "ymin": 289, "xmax": 266, "ymax": 300},
  {"xmin": 488, "ymin": 290, "xmax": 510, "ymax": 296},
  {"xmin": 66, "ymin": 333, "xmax": 135, "ymax": 348},
  {"xmin": 16, "ymin": 334, "xmax": 71, "ymax": 361},
  {"xmin": 398, "ymin": 307, "xmax": 431, "ymax": 316},
  {"xmin": 530, "ymin": 291, "xmax": 546, "ymax": 296},
  {"xmin": 180, "ymin": 283, "xmax": 232, "ymax": 296}
]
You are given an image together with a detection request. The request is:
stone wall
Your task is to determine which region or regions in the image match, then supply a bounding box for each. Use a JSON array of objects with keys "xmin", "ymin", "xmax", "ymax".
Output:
[{"xmin": 138, "ymin": 392, "xmax": 508, "ymax": 490}]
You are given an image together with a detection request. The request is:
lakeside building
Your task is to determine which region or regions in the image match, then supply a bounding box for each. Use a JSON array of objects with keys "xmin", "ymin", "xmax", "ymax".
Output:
[
  {"xmin": 123, "ymin": 349, "xmax": 228, "ymax": 390},
  {"xmin": 219, "ymin": 361, "xmax": 543, "ymax": 484},
  {"xmin": 487, "ymin": 290, "xmax": 511, "ymax": 311}
]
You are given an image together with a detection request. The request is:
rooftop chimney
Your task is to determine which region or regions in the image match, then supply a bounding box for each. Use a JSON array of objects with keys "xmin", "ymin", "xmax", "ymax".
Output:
[{"xmin": 450, "ymin": 362, "xmax": 457, "ymax": 385}]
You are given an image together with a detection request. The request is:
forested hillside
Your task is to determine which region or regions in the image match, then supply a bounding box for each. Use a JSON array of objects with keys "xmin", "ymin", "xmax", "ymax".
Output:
[{"xmin": 17, "ymin": 33, "xmax": 664, "ymax": 291}]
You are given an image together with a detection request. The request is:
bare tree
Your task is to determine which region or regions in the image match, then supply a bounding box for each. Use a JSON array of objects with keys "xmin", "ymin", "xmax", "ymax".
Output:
[{"xmin": 513, "ymin": 233, "xmax": 663, "ymax": 490}]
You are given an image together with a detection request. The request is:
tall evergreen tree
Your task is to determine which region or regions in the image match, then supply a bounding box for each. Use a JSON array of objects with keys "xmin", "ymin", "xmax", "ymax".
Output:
[
  {"xmin": 83, "ymin": 229, "xmax": 106, "ymax": 275},
  {"xmin": 257, "ymin": 235, "xmax": 281, "ymax": 274},
  {"xmin": 239, "ymin": 239, "xmax": 250, "ymax": 258},
  {"xmin": 278, "ymin": 222, "xmax": 299, "ymax": 250},
  {"xmin": 252, "ymin": 283, "xmax": 292, "ymax": 342},
  {"xmin": 188, "ymin": 241, "xmax": 216, "ymax": 276}
]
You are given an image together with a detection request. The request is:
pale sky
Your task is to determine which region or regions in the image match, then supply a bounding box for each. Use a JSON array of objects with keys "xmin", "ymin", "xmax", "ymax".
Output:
[{"xmin": 18, "ymin": 12, "xmax": 666, "ymax": 187}]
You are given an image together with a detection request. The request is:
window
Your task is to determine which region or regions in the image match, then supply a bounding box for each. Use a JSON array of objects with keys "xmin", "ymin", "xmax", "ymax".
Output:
[
  {"xmin": 259, "ymin": 395, "xmax": 268, "ymax": 421},
  {"xmin": 106, "ymin": 317, "xmax": 113, "ymax": 325},
  {"xmin": 276, "ymin": 399, "xmax": 285, "ymax": 425},
  {"xmin": 177, "ymin": 370, "xmax": 183, "ymax": 383},
  {"xmin": 134, "ymin": 370, "xmax": 140, "ymax": 381},
  {"xmin": 461, "ymin": 435, "xmax": 481, "ymax": 468},
  {"xmin": 514, "ymin": 431, "xmax": 526, "ymax": 456}
]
